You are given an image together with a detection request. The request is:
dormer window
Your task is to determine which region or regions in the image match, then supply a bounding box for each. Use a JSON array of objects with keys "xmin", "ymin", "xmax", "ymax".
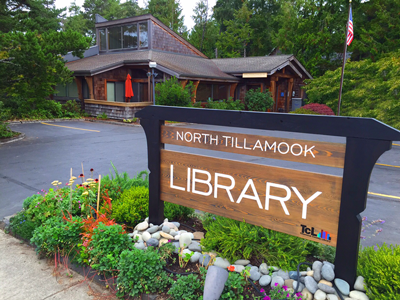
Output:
[{"xmin": 98, "ymin": 21, "xmax": 148, "ymax": 51}]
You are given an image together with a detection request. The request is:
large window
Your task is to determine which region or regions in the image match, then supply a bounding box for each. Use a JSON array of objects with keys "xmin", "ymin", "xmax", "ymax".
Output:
[
  {"xmin": 106, "ymin": 81, "xmax": 125, "ymax": 102},
  {"xmin": 100, "ymin": 21, "xmax": 148, "ymax": 51}
]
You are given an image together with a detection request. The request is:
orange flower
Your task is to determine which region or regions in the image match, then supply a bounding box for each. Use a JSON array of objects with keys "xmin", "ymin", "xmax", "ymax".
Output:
[{"xmin": 227, "ymin": 265, "xmax": 235, "ymax": 272}]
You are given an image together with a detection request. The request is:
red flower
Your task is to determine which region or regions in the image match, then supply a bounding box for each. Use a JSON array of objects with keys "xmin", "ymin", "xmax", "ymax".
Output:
[
  {"xmin": 79, "ymin": 174, "xmax": 84, "ymax": 178},
  {"xmin": 90, "ymin": 168, "xmax": 94, "ymax": 172},
  {"xmin": 227, "ymin": 265, "xmax": 235, "ymax": 272},
  {"xmin": 94, "ymin": 178, "xmax": 99, "ymax": 183}
]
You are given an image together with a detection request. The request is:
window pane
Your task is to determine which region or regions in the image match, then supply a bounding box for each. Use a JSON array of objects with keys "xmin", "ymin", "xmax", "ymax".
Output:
[
  {"xmin": 140, "ymin": 83, "xmax": 149, "ymax": 101},
  {"xmin": 55, "ymin": 84, "xmax": 66, "ymax": 96},
  {"xmin": 123, "ymin": 24, "xmax": 137, "ymax": 49},
  {"xmin": 115, "ymin": 82, "xmax": 125, "ymax": 102},
  {"xmin": 139, "ymin": 22, "xmax": 148, "ymax": 48},
  {"xmin": 108, "ymin": 27, "xmax": 122, "ymax": 49},
  {"xmin": 99, "ymin": 29, "xmax": 106, "ymax": 50},
  {"xmin": 196, "ymin": 83, "xmax": 212, "ymax": 102},
  {"xmin": 107, "ymin": 82, "xmax": 115, "ymax": 101},
  {"xmin": 67, "ymin": 81, "xmax": 79, "ymax": 98}
]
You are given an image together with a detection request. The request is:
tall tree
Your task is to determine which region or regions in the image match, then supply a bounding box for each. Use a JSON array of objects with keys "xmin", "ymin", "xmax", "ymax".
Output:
[
  {"xmin": 146, "ymin": 0, "xmax": 187, "ymax": 36},
  {"xmin": 63, "ymin": 2, "xmax": 87, "ymax": 36},
  {"xmin": 189, "ymin": 19, "xmax": 220, "ymax": 58},
  {"xmin": 213, "ymin": 0, "xmax": 242, "ymax": 32},
  {"xmin": 192, "ymin": 0, "xmax": 208, "ymax": 52},
  {"xmin": 216, "ymin": 1, "xmax": 253, "ymax": 58}
]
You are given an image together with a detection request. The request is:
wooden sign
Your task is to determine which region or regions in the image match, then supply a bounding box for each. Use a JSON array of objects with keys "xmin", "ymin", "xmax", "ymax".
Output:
[
  {"xmin": 137, "ymin": 106, "xmax": 400, "ymax": 285},
  {"xmin": 161, "ymin": 150, "xmax": 342, "ymax": 245}
]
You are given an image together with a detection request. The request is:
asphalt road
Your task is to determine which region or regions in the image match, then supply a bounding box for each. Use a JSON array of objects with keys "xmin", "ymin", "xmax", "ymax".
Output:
[{"xmin": 1, "ymin": 120, "xmax": 399, "ymax": 248}]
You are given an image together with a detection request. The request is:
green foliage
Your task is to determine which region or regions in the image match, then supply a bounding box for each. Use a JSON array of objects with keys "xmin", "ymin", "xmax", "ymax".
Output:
[
  {"xmin": 201, "ymin": 214, "xmax": 309, "ymax": 270},
  {"xmin": 167, "ymin": 273, "xmax": 204, "ymax": 300},
  {"xmin": 155, "ymin": 77, "xmax": 193, "ymax": 107},
  {"xmin": 245, "ymin": 88, "xmax": 274, "ymax": 112},
  {"xmin": 0, "ymin": 122, "xmax": 15, "ymax": 138},
  {"xmin": 9, "ymin": 211, "xmax": 37, "ymax": 241},
  {"xmin": 304, "ymin": 51, "xmax": 400, "ymax": 129},
  {"xmin": 290, "ymin": 108, "xmax": 321, "ymax": 115},
  {"xmin": 205, "ymin": 97, "xmax": 245, "ymax": 111},
  {"xmin": 30, "ymin": 216, "xmax": 83, "ymax": 257},
  {"xmin": 87, "ymin": 222, "xmax": 131, "ymax": 276},
  {"xmin": 358, "ymin": 244, "xmax": 400, "ymax": 299},
  {"xmin": 97, "ymin": 112, "xmax": 108, "ymax": 120},
  {"xmin": 117, "ymin": 247, "xmax": 172, "ymax": 298},
  {"xmin": 164, "ymin": 202, "xmax": 194, "ymax": 221},
  {"xmin": 112, "ymin": 186, "xmax": 149, "ymax": 225},
  {"xmin": 306, "ymin": 242, "xmax": 336, "ymax": 263},
  {"xmin": 220, "ymin": 271, "xmax": 248, "ymax": 299},
  {"xmin": 22, "ymin": 194, "xmax": 42, "ymax": 210},
  {"xmin": 62, "ymin": 100, "xmax": 82, "ymax": 118}
]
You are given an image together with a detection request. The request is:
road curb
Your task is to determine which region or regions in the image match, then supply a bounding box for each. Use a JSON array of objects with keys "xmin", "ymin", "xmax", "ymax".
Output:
[
  {"xmin": 0, "ymin": 132, "xmax": 25, "ymax": 145},
  {"xmin": 7, "ymin": 118, "xmax": 84, "ymax": 124}
]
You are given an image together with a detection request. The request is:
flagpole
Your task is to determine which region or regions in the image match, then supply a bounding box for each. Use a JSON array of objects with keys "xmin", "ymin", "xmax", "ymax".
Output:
[{"xmin": 337, "ymin": 0, "xmax": 352, "ymax": 116}]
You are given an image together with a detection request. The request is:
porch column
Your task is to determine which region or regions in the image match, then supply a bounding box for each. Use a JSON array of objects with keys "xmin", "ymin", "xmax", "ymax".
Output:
[
  {"xmin": 85, "ymin": 76, "xmax": 94, "ymax": 99},
  {"xmin": 269, "ymin": 76, "xmax": 278, "ymax": 112},
  {"xmin": 230, "ymin": 83, "xmax": 238, "ymax": 99},
  {"xmin": 191, "ymin": 80, "xmax": 200, "ymax": 104},
  {"xmin": 180, "ymin": 80, "xmax": 188, "ymax": 89},
  {"xmin": 287, "ymin": 78, "xmax": 294, "ymax": 112}
]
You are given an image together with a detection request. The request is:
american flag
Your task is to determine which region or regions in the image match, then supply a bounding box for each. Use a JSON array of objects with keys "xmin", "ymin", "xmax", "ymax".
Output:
[{"xmin": 347, "ymin": 7, "xmax": 354, "ymax": 46}]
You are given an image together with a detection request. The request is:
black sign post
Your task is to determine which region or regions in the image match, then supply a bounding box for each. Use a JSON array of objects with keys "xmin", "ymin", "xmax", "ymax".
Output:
[{"xmin": 137, "ymin": 106, "xmax": 400, "ymax": 286}]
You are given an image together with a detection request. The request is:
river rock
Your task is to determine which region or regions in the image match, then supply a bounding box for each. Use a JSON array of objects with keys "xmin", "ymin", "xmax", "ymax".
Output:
[
  {"xmin": 151, "ymin": 232, "xmax": 161, "ymax": 240},
  {"xmin": 321, "ymin": 264, "xmax": 335, "ymax": 281},
  {"xmin": 164, "ymin": 222, "xmax": 179, "ymax": 231},
  {"xmin": 234, "ymin": 259, "xmax": 250, "ymax": 265},
  {"xmin": 174, "ymin": 235, "xmax": 180, "ymax": 241},
  {"xmin": 134, "ymin": 242, "xmax": 145, "ymax": 250},
  {"xmin": 327, "ymin": 294, "xmax": 339, "ymax": 300},
  {"xmin": 289, "ymin": 270, "xmax": 300, "ymax": 280},
  {"xmin": 162, "ymin": 225, "xmax": 171, "ymax": 233},
  {"xmin": 232, "ymin": 265, "xmax": 245, "ymax": 273},
  {"xmin": 271, "ymin": 276, "xmax": 284, "ymax": 288},
  {"xmin": 354, "ymin": 276, "xmax": 366, "ymax": 292},
  {"xmin": 160, "ymin": 232, "xmax": 173, "ymax": 239},
  {"xmin": 276, "ymin": 269, "xmax": 289, "ymax": 280},
  {"xmin": 188, "ymin": 241, "xmax": 202, "ymax": 252},
  {"xmin": 171, "ymin": 222, "xmax": 180, "ymax": 228},
  {"xmin": 146, "ymin": 226, "xmax": 159, "ymax": 234},
  {"xmin": 199, "ymin": 254, "xmax": 212, "ymax": 266},
  {"xmin": 179, "ymin": 232, "xmax": 192, "ymax": 248},
  {"xmin": 249, "ymin": 268, "xmax": 261, "ymax": 281},
  {"xmin": 133, "ymin": 234, "xmax": 143, "ymax": 242},
  {"xmin": 190, "ymin": 251, "xmax": 202, "ymax": 263},
  {"xmin": 172, "ymin": 242, "xmax": 180, "ymax": 254},
  {"xmin": 182, "ymin": 249, "xmax": 193, "ymax": 255},
  {"xmin": 214, "ymin": 257, "xmax": 230, "ymax": 269},
  {"xmin": 323, "ymin": 261, "xmax": 335, "ymax": 270},
  {"xmin": 313, "ymin": 261, "xmax": 322, "ymax": 282},
  {"xmin": 293, "ymin": 281, "xmax": 304, "ymax": 292},
  {"xmin": 314, "ymin": 289, "xmax": 327, "ymax": 300},
  {"xmin": 319, "ymin": 279, "xmax": 332, "ymax": 286},
  {"xmin": 307, "ymin": 270, "xmax": 314, "ymax": 276},
  {"xmin": 203, "ymin": 266, "xmax": 229, "ymax": 300},
  {"xmin": 270, "ymin": 266, "xmax": 279, "ymax": 271},
  {"xmin": 301, "ymin": 287, "xmax": 313, "ymax": 300},
  {"xmin": 259, "ymin": 275, "xmax": 271, "ymax": 286},
  {"xmin": 300, "ymin": 271, "xmax": 308, "ymax": 276},
  {"xmin": 259, "ymin": 263, "xmax": 269, "ymax": 275},
  {"xmin": 285, "ymin": 279, "xmax": 294, "ymax": 289},
  {"xmin": 334, "ymin": 278, "xmax": 350, "ymax": 296},
  {"xmin": 169, "ymin": 229, "xmax": 177, "ymax": 237},
  {"xmin": 318, "ymin": 283, "xmax": 336, "ymax": 294},
  {"xmin": 305, "ymin": 276, "xmax": 318, "ymax": 294},
  {"xmin": 159, "ymin": 238, "xmax": 168, "ymax": 247},
  {"xmin": 136, "ymin": 220, "xmax": 148, "ymax": 231},
  {"xmin": 146, "ymin": 238, "xmax": 159, "ymax": 247},
  {"xmin": 142, "ymin": 231, "xmax": 151, "ymax": 242},
  {"xmin": 349, "ymin": 290, "xmax": 369, "ymax": 300},
  {"xmin": 193, "ymin": 232, "xmax": 205, "ymax": 240}
]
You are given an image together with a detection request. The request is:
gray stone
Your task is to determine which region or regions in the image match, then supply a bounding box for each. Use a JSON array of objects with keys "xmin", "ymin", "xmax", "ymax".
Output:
[
  {"xmin": 162, "ymin": 225, "xmax": 171, "ymax": 233},
  {"xmin": 214, "ymin": 257, "xmax": 230, "ymax": 269},
  {"xmin": 327, "ymin": 295, "xmax": 339, "ymax": 300},
  {"xmin": 146, "ymin": 226, "xmax": 159, "ymax": 234},
  {"xmin": 250, "ymin": 266, "xmax": 259, "ymax": 273},
  {"xmin": 190, "ymin": 251, "xmax": 202, "ymax": 263},
  {"xmin": 271, "ymin": 272, "xmax": 278, "ymax": 278},
  {"xmin": 334, "ymin": 278, "xmax": 350, "ymax": 296},
  {"xmin": 318, "ymin": 283, "xmax": 336, "ymax": 294},
  {"xmin": 246, "ymin": 264, "xmax": 253, "ymax": 268},
  {"xmin": 146, "ymin": 238, "xmax": 159, "ymax": 247},
  {"xmin": 171, "ymin": 222, "xmax": 180, "ymax": 228},
  {"xmin": 203, "ymin": 266, "xmax": 229, "ymax": 300},
  {"xmin": 142, "ymin": 231, "xmax": 151, "ymax": 242},
  {"xmin": 134, "ymin": 242, "xmax": 145, "ymax": 250},
  {"xmin": 232, "ymin": 265, "xmax": 244, "ymax": 273},
  {"xmin": 259, "ymin": 263, "xmax": 269, "ymax": 275},
  {"xmin": 270, "ymin": 266, "xmax": 279, "ymax": 271},
  {"xmin": 276, "ymin": 269, "xmax": 289, "ymax": 280},
  {"xmin": 151, "ymin": 232, "xmax": 161, "ymax": 240},
  {"xmin": 313, "ymin": 261, "xmax": 323, "ymax": 282},
  {"xmin": 164, "ymin": 222, "xmax": 178, "ymax": 231},
  {"xmin": 249, "ymin": 268, "xmax": 261, "ymax": 281},
  {"xmin": 271, "ymin": 276, "xmax": 284, "ymax": 288},
  {"xmin": 299, "ymin": 276, "xmax": 305, "ymax": 284},
  {"xmin": 145, "ymin": 217, "xmax": 149, "ymax": 223},
  {"xmin": 199, "ymin": 254, "xmax": 212, "ymax": 267},
  {"xmin": 321, "ymin": 264, "xmax": 335, "ymax": 281},
  {"xmin": 293, "ymin": 281, "xmax": 305, "ymax": 293},
  {"xmin": 172, "ymin": 242, "xmax": 180, "ymax": 254},
  {"xmin": 289, "ymin": 270, "xmax": 300, "ymax": 280},
  {"xmin": 234, "ymin": 259, "xmax": 250, "ymax": 265},
  {"xmin": 136, "ymin": 220, "xmax": 148, "ymax": 231},
  {"xmin": 133, "ymin": 233, "xmax": 143, "ymax": 242},
  {"xmin": 305, "ymin": 276, "xmax": 318, "ymax": 294},
  {"xmin": 259, "ymin": 275, "xmax": 271, "ymax": 286},
  {"xmin": 174, "ymin": 235, "xmax": 180, "ymax": 241},
  {"xmin": 170, "ymin": 229, "xmax": 177, "ymax": 236},
  {"xmin": 182, "ymin": 249, "xmax": 193, "ymax": 256},
  {"xmin": 354, "ymin": 276, "xmax": 366, "ymax": 292},
  {"xmin": 314, "ymin": 289, "xmax": 327, "ymax": 300},
  {"xmin": 323, "ymin": 261, "xmax": 335, "ymax": 270},
  {"xmin": 349, "ymin": 290, "xmax": 369, "ymax": 300},
  {"xmin": 179, "ymin": 232, "xmax": 192, "ymax": 248},
  {"xmin": 188, "ymin": 241, "xmax": 202, "ymax": 252},
  {"xmin": 300, "ymin": 271, "xmax": 308, "ymax": 276}
]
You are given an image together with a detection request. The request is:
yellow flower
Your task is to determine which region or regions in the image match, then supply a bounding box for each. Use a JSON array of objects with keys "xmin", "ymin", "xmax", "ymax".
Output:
[{"xmin": 82, "ymin": 191, "xmax": 89, "ymax": 196}]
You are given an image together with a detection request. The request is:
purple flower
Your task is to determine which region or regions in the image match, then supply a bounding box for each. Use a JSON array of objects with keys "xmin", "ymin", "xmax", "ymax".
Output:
[
  {"xmin": 380, "ymin": 219, "xmax": 386, "ymax": 224},
  {"xmin": 78, "ymin": 201, "xmax": 80, "ymax": 203},
  {"xmin": 260, "ymin": 288, "xmax": 265, "ymax": 293},
  {"xmin": 287, "ymin": 294, "xmax": 290, "ymax": 298},
  {"xmin": 374, "ymin": 245, "xmax": 378, "ymax": 251},
  {"xmin": 37, "ymin": 202, "xmax": 40, "ymax": 204},
  {"xmin": 275, "ymin": 282, "xmax": 279, "ymax": 287},
  {"xmin": 362, "ymin": 216, "xmax": 367, "ymax": 221},
  {"xmin": 283, "ymin": 285, "xmax": 288, "ymax": 291},
  {"xmin": 35, "ymin": 206, "xmax": 37, "ymax": 208},
  {"xmin": 376, "ymin": 228, "xmax": 383, "ymax": 234},
  {"xmin": 263, "ymin": 296, "xmax": 271, "ymax": 300}
]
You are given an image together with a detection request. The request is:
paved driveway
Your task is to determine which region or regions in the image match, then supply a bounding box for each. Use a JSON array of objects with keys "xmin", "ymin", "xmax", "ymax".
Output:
[{"xmin": 1, "ymin": 120, "xmax": 399, "ymax": 248}]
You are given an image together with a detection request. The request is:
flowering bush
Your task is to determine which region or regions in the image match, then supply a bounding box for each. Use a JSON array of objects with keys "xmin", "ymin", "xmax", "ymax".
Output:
[
  {"xmin": 301, "ymin": 103, "xmax": 335, "ymax": 115},
  {"xmin": 261, "ymin": 284, "xmax": 303, "ymax": 300}
]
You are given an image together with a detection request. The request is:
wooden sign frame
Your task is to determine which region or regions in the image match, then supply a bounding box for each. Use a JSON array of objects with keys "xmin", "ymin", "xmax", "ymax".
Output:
[{"xmin": 137, "ymin": 106, "xmax": 400, "ymax": 285}]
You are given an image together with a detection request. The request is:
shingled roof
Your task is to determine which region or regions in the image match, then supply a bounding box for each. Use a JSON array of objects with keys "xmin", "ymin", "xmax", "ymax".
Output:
[
  {"xmin": 212, "ymin": 55, "xmax": 313, "ymax": 79},
  {"xmin": 66, "ymin": 50, "xmax": 238, "ymax": 81}
]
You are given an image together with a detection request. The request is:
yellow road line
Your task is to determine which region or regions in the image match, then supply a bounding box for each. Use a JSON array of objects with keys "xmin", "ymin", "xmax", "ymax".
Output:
[
  {"xmin": 41, "ymin": 122, "xmax": 100, "ymax": 132},
  {"xmin": 368, "ymin": 191, "xmax": 400, "ymax": 200},
  {"xmin": 393, "ymin": 143, "xmax": 400, "ymax": 146},
  {"xmin": 376, "ymin": 163, "xmax": 400, "ymax": 169}
]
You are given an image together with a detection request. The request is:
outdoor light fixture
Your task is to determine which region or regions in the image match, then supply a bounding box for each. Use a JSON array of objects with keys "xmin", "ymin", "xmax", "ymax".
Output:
[{"xmin": 148, "ymin": 61, "xmax": 158, "ymax": 105}]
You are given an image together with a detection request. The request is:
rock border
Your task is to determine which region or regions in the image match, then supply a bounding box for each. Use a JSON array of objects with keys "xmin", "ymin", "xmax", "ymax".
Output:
[{"xmin": 0, "ymin": 132, "xmax": 25, "ymax": 145}]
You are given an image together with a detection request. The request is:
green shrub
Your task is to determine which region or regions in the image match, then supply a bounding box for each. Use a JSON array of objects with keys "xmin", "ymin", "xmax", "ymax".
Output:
[
  {"xmin": 306, "ymin": 242, "xmax": 336, "ymax": 263},
  {"xmin": 9, "ymin": 211, "xmax": 37, "ymax": 240},
  {"xmin": 30, "ymin": 216, "xmax": 83, "ymax": 257},
  {"xmin": 167, "ymin": 273, "xmax": 204, "ymax": 300},
  {"xmin": 244, "ymin": 88, "xmax": 274, "ymax": 112},
  {"xmin": 117, "ymin": 247, "xmax": 172, "ymax": 298},
  {"xmin": 201, "ymin": 215, "xmax": 309, "ymax": 270},
  {"xmin": 155, "ymin": 76, "xmax": 193, "ymax": 107},
  {"xmin": 205, "ymin": 97, "xmax": 245, "ymax": 110},
  {"xmin": 62, "ymin": 100, "xmax": 82, "ymax": 117},
  {"xmin": 112, "ymin": 186, "xmax": 149, "ymax": 225},
  {"xmin": 164, "ymin": 202, "xmax": 194, "ymax": 221},
  {"xmin": 86, "ymin": 222, "xmax": 131, "ymax": 276},
  {"xmin": 358, "ymin": 244, "xmax": 400, "ymax": 299},
  {"xmin": 220, "ymin": 271, "xmax": 248, "ymax": 299},
  {"xmin": 0, "ymin": 122, "xmax": 15, "ymax": 138},
  {"xmin": 22, "ymin": 194, "xmax": 42, "ymax": 210},
  {"xmin": 290, "ymin": 108, "xmax": 321, "ymax": 115},
  {"xmin": 97, "ymin": 112, "xmax": 107, "ymax": 119}
]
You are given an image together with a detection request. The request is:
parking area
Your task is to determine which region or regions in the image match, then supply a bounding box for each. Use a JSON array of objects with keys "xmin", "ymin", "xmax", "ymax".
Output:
[{"xmin": 1, "ymin": 120, "xmax": 399, "ymax": 247}]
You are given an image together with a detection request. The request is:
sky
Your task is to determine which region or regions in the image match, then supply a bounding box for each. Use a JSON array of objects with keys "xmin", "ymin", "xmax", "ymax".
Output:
[{"xmin": 54, "ymin": 0, "xmax": 217, "ymax": 30}]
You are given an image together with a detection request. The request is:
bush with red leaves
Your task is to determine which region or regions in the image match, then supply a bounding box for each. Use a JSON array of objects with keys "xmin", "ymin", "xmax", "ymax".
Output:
[{"xmin": 301, "ymin": 103, "xmax": 335, "ymax": 115}]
